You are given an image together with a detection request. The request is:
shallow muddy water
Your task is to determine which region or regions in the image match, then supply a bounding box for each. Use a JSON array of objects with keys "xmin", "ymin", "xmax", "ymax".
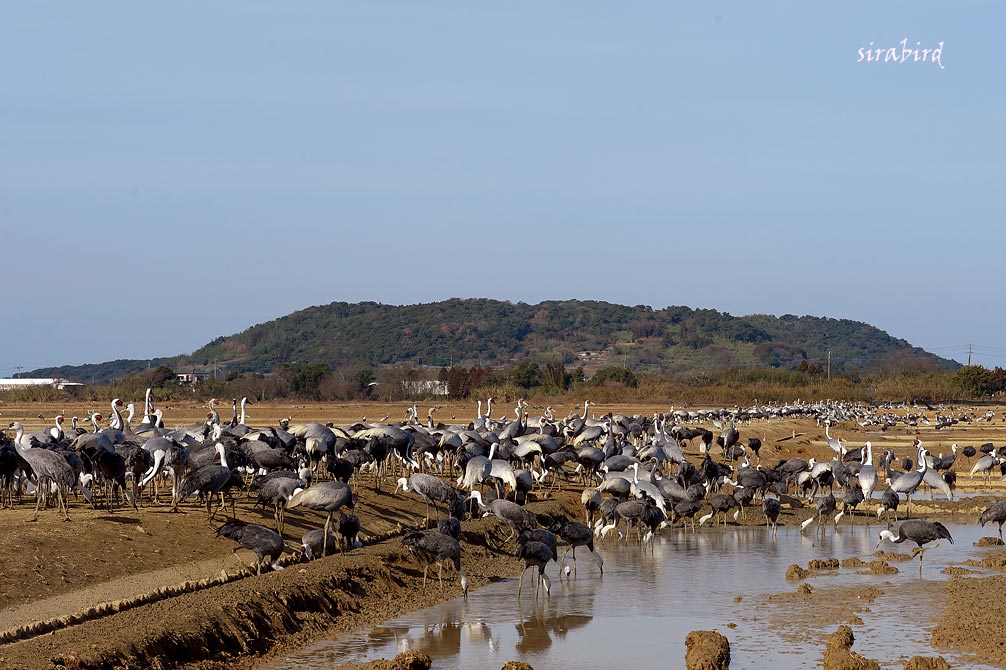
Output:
[{"xmin": 268, "ymin": 521, "xmax": 1001, "ymax": 670}]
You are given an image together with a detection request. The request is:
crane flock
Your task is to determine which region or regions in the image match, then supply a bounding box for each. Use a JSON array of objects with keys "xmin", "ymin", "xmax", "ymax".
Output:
[{"xmin": 1, "ymin": 393, "xmax": 1004, "ymax": 602}]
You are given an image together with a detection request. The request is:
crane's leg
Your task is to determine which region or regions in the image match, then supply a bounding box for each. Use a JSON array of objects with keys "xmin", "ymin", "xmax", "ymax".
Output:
[
  {"xmin": 517, "ymin": 566, "xmax": 525, "ymax": 600},
  {"xmin": 323, "ymin": 512, "xmax": 333, "ymax": 557},
  {"xmin": 438, "ymin": 560, "xmax": 445, "ymax": 594},
  {"xmin": 571, "ymin": 546, "xmax": 577, "ymax": 577}
]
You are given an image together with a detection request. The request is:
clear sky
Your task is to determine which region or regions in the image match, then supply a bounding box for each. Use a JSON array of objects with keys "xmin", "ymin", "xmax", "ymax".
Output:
[{"xmin": 2, "ymin": 2, "xmax": 1003, "ymax": 372}]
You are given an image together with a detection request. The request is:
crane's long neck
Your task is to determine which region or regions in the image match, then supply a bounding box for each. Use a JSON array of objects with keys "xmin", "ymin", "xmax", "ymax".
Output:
[
  {"xmin": 583, "ymin": 401, "xmax": 589, "ymax": 419},
  {"xmin": 144, "ymin": 388, "xmax": 152, "ymax": 417},
  {"xmin": 208, "ymin": 400, "xmax": 220, "ymax": 426},
  {"xmin": 486, "ymin": 398, "xmax": 493, "ymax": 419},
  {"xmin": 239, "ymin": 398, "xmax": 247, "ymax": 425},
  {"xmin": 231, "ymin": 400, "xmax": 238, "ymax": 425},
  {"xmin": 125, "ymin": 403, "xmax": 135, "ymax": 428},
  {"xmin": 216, "ymin": 443, "xmax": 229, "ymax": 469},
  {"xmin": 110, "ymin": 401, "xmax": 123, "ymax": 430},
  {"xmin": 477, "ymin": 400, "xmax": 483, "ymax": 420}
]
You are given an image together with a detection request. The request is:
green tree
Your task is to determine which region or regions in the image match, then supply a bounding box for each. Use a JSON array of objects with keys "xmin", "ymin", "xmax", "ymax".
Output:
[
  {"xmin": 589, "ymin": 366, "xmax": 639, "ymax": 388},
  {"xmin": 510, "ymin": 361, "xmax": 542, "ymax": 389},
  {"xmin": 953, "ymin": 365, "xmax": 993, "ymax": 398},
  {"xmin": 541, "ymin": 359, "xmax": 572, "ymax": 394},
  {"xmin": 276, "ymin": 363, "xmax": 331, "ymax": 398}
]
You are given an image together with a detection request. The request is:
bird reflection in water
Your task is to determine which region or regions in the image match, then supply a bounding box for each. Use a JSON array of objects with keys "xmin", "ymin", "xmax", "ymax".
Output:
[
  {"xmin": 385, "ymin": 602, "xmax": 499, "ymax": 660},
  {"xmin": 515, "ymin": 609, "xmax": 592, "ymax": 655}
]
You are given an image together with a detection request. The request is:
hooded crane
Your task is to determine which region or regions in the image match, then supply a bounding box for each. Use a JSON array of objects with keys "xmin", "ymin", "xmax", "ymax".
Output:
[
  {"xmin": 516, "ymin": 540, "xmax": 553, "ymax": 600},
  {"xmin": 979, "ymin": 501, "xmax": 1006, "ymax": 541},
  {"xmin": 800, "ymin": 492, "xmax": 836, "ymax": 532},
  {"xmin": 216, "ymin": 520, "xmax": 285, "ymax": 575},
  {"xmin": 15, "ymin": 442, "xmax": 76, "ymax": 521},
  {"xmin": 286, "ymin": 481, "xmax": 356, "ymax": 557},
  {"xmin": 877, "ymin": 519, "xmax": 953, "ymax": 573},
  {"xmin": 396, "ymin": 473, "xmax": 458, "ymax": 524},
  {"xmin": 174, "ymin": 464, "xmax": 244, "ymax": 521},
  {"xmin": 548, "ymin": 515, "xmax": 603, "ymax": 577},
  {"xmin": 762, "ymin": 497, "xmax": 781, "ymax": 535},
  {"xmin": 401, "ymin": 530, "xmax": 469, "ymax": 599},
  {"xmin": 468, "ymin": 490, "xmax": 537, "ymax": 542}
]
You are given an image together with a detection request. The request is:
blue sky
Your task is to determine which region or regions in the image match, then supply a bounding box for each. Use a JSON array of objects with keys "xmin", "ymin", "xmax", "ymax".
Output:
[{"xmin": 1, "ymin": 2, "xmax": 1002, "ymax": 372}]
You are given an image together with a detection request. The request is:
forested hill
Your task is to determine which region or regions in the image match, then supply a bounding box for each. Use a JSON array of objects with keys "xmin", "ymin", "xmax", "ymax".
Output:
[{"xmin": 25, "ymin": 299, "xmax": 958, "ymax": 383}]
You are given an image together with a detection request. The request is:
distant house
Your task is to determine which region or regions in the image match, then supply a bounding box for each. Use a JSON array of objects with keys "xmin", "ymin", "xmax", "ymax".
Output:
[
  {"xmin": 176, "ymin": 369, "xmax": 213, "ymax": 384},
  {"xmin": 0, "ymin": 378, "xmax": 83, "ymax": 391}
]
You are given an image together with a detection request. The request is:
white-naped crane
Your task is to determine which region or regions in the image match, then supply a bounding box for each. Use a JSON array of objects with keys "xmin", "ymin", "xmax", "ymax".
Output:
[{"xmin": 886, "ymin": 441, "xmax": 928, "ymax": 517}]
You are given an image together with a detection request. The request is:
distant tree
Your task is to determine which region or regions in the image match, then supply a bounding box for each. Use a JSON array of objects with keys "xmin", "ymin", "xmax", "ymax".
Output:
[
  {"xmin": 541, "ymin": 359, "xmax": 573, "ymax": 394},
  {"xmin": 276, "ymin": 363, "xmax": 331, "ymax": 398},
  {"xmin": 510, "ymin": 361, "xmax": 542, "ymax": 389},
  {"xmin": 953, "ymin": 365, "xmax": 993, "ymax": 398},
  {"xmin": 589, "ymin": 366, "xmax": 639, "ymax": 388}
]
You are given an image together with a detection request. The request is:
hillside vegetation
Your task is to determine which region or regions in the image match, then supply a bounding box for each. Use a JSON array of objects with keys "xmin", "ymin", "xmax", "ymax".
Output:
[{"xmin": 24, "ymin": 299, "xmax": 957, "ymax": 384}]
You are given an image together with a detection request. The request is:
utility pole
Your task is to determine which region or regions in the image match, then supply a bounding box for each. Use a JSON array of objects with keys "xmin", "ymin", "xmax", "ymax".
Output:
[
  {"xmin": 968, "ymin": 344, "xmax": 973, "ymax": 366},
  {"xmin": 827, "ymin": 349, "xmax": 831, "ymax": 381}
]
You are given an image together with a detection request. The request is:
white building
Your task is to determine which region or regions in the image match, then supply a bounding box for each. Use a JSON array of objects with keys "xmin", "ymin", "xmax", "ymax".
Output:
[{"xmin": 0, "ymin": 378, "xmax": 83, "ymax": 391}]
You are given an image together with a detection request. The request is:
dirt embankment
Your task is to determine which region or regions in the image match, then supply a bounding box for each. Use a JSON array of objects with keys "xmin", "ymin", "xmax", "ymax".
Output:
[{"xmin": 0, "ymin": 494, "xmax": 580, "ymax": 670}]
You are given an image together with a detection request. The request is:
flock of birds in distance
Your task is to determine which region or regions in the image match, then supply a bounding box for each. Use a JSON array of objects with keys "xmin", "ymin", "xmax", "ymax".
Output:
[{"xmin": 4, "ymin": 392, "xmax": 1006, "ymax": 596}]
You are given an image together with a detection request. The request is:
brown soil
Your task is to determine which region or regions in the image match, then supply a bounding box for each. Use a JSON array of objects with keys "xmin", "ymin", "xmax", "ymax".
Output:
[
  {"xmin": 903, "ymin": 656, "xmax": 950, "ymax": 670},
  {"xmin": 2, "ymin": 403, "xmax": 1006, "ymax": 668},
  {"xmin": 684, "ymin": 630, "xmax": 731, "ymax": 670},
  {"xmin": 974, "ymin": 536, "xmax": 1004, "ymax": 547},
  {"xmin": 822, "ymin": 626, "xmax": 880, "ymax": 670},
  {"xmin": 932, "ymin": 574, "xmax": 1006, "ymax": 666}
]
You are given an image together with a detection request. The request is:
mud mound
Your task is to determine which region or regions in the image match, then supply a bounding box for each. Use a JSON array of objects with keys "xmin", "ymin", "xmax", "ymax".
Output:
[
  {"xmin": 964, "ymin": 554, "xmax": 1006, "ymax": 569},
  {"xmin": 809, "ymin": 558, "xmax": 840, "ymax": 570},
  {"xmin": 822, "ymin": 626, "xmax": 880, "ymax": 670},
  {"xmin": 941, "ymin": 566, "xmax": 981, "ymax": 576},
  {"xmin": 685, "ymin": 630, "xmax": 730, "ymax": 670},
  {"xmin": 501, "ymin": 662, "xmax": 534, "ymax": 670},
  {"xmin": 786, "ymin": 564, "xmax": 810, "ymax": 580},
  {"xmin": 856, "ymin": 561, "xmax": 898, "ymax": 576},
  {"xmin": 797, "ymin": 584, "xmax": 814, "ymax": 595},
  {"xmin": 974, "ymin": 537, "xmax": 1005, "ymax": 547},
  {"xmin": 357, "ymin": 651, "xmax": 433, "ymax": 670},
  {"xmin": 903, "ymin": 656, "xmax": 949, "ymax": 670},
  {"xmin": 874, "ymin": 551, "xmax": 912, "ymax": 562},
  {"xmin": 842, "ymin": 557, "xmax": 868, "ymax": 568}
]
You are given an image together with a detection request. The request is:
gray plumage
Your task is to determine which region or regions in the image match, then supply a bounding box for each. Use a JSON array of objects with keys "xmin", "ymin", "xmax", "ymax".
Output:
[
  {"xmin": 468, "ymin": 490, "xmax": 537, "ymax": 540},
  {"xmin": 516, "ymin": 540, "xmax": 553, "ymax": 599},
  {"xmin": 396, "ymin": 472, "xmax": 457, "ymax": 521},
  {"xmin": 401, "ymin": 530, "xmax": 468, "ymax": 598},
  {"xmin": 979, "ymin": 501, "xmax": 1006, "ymax": 540},
  {"xmin": 287, "ymin": 481, "xmax": 356, "ymax": 556},
  {"xmin": 216, "ymin": 519, "xmax": 285, "ymax": 574}
]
